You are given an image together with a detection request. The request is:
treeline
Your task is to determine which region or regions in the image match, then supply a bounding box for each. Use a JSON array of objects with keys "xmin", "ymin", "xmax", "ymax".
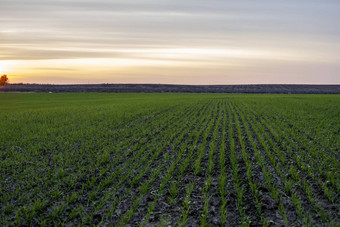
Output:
[{"xmin": 1, "ymin": 83, "xmax": 340, "ymax": 94}]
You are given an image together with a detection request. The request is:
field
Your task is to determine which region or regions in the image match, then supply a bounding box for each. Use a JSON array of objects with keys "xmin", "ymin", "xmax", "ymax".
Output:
[{"xmin": 0, "ymin": 93, "xmax": 339, "ymax": 226}]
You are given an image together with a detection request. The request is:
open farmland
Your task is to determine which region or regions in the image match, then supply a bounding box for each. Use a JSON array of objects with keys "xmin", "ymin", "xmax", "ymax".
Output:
[{"xmin": 0, "ymin": 93, "xmax": 339, "ymax": 226}]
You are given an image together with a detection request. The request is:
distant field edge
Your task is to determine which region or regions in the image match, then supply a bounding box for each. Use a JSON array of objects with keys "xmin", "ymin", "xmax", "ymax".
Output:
[{"xmin": 1, "ymin": 84, "xmax": 340, "ymax": 94}]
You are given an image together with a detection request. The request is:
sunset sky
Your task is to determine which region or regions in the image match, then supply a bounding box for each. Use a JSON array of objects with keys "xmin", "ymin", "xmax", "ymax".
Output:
[{"xmin": 1, "ymin": 0, "xmax": 340, "ymax": 84}]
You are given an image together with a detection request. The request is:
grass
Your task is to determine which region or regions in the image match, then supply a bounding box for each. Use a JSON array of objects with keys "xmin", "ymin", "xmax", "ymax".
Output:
[{"xmin": 0, "ymin": 93, "xmax": 339, "ymax": 226}]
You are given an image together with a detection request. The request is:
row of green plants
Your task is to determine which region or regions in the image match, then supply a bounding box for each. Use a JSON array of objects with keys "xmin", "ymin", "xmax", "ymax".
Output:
[
  {"xmin": 236, "ymin": 101, "xmax": 338, "ymax": 225},
  {"xmin": 1, "ymin": 93, "xmax": 338, "ymax": 226}
]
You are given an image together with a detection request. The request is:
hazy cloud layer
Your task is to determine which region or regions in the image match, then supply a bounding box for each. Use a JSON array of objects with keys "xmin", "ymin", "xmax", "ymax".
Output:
[{"xmin": 1, "ymin": 0, "xmax": 339, "ymax": 84}]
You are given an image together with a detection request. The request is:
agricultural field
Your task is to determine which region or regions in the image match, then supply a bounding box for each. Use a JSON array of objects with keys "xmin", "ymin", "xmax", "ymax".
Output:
[{"xmin": 0, "ymin": 93, "xmax": 339, "ymax": 226}]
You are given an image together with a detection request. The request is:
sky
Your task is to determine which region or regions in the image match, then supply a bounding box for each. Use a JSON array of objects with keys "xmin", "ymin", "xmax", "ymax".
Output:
[{"xmin": 1, "ymin": 0, "xmax": 340, "ymax": 84}]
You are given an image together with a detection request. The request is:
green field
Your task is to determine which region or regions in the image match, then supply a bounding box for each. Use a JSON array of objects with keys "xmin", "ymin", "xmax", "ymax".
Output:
[{"xmin": 0, "ymin": 93, "xmax": 339, "ymax": 226}]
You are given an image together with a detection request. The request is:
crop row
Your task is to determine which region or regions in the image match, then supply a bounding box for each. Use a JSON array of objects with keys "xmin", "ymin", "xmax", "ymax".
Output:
[{"xmin": 1, "ymin": 94, "xmax": 338, "ymax": 226}]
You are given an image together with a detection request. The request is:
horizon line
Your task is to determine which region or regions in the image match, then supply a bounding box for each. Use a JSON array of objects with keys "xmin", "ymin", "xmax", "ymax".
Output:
[{"xmin": 4, "ymin": 83, "xmax": 340, "ymax": 86}]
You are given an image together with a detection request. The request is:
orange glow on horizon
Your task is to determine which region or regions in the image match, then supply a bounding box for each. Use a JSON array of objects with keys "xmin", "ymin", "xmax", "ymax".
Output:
[{"xmin": 2, "ymin": 47, "xmax": 340, "ymax": 85}]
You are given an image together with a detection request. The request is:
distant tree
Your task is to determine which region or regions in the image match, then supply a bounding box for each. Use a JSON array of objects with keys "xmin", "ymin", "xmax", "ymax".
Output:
[{"xmin": 0, "ymin": 74, "xmax": 8, "ymax": 86}]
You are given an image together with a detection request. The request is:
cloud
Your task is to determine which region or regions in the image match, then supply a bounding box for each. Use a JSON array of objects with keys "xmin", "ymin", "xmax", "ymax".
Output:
[{"xmin": 1, "ymin": 0, "xmax": 339, "ymax": 84}]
